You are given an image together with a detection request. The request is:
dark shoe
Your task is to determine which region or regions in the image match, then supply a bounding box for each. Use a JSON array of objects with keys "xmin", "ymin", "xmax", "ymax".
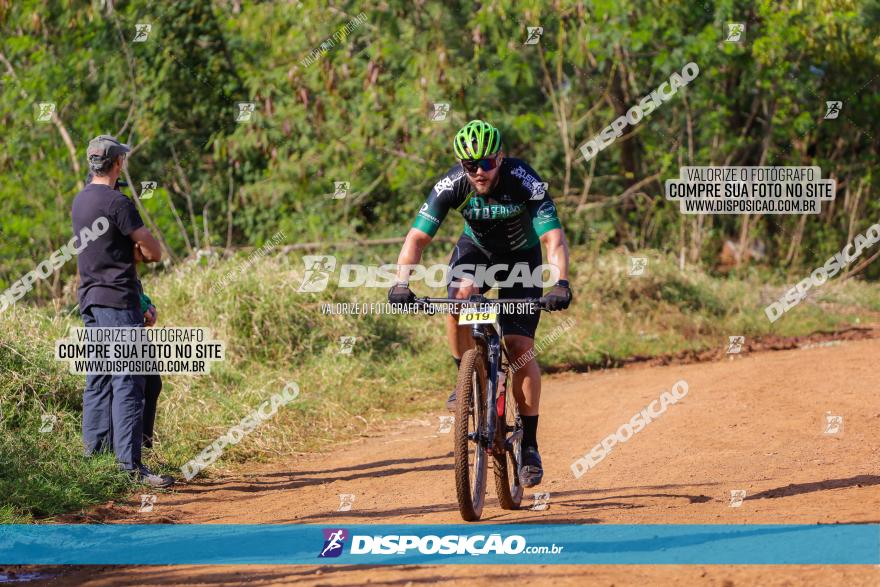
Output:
[
  {"xmin": 131, "ymin": 464, "xmax": 175, "ymax": 488},
  {"xmin": 519, "ymin": 446, "xmax": 543, "ymax": 488},
  {"xmin": 446, "ymin": 389, "xmax": 457, "ymax": 412}
]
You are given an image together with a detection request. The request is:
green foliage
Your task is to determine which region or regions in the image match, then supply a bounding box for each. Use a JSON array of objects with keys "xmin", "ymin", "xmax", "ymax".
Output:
[{"xmin": 1, "ymin": 0, "xmax": 879, "ymax": 300}]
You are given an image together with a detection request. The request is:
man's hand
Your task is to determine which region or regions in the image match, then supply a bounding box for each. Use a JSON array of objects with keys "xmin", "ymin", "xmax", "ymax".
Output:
[
  {"xmin": 388, "ymin": 283, "xmax": 415, "ymax": 304},
  {"xmin": 539, "ymin": 228, "xmax": 571, "ymax": 309},
  {"xmin": 545, "ymin": 280, "xmax": 572, "ymax": 311},
  {"xmin": 144, "ymin": 305, "xmax": 157, "ymax": 327},
  {"xmin": 133, "ymin": 243, "xmax": 145, "ymax": 263}
]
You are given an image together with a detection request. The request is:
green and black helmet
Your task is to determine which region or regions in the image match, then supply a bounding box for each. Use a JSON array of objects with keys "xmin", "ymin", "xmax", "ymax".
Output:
[{"xmin": 453, "ymin": 119, "xmax": 502, "ymax": 160}]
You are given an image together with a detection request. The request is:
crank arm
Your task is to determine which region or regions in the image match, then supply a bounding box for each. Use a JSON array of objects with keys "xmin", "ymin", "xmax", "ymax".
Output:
[{"xmin": 504, "ymin": 430, "xmax": 523, "ymax": 452}]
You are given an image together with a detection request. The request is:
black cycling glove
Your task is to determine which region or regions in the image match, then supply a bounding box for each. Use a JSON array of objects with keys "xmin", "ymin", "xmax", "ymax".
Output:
[
  {"xmin": 545, "ymin": 280, "xmax": 572, "ymax": 311},
  {"xmin": 388, "ymin": 283, "xmax": 416, "ymax": 305}
]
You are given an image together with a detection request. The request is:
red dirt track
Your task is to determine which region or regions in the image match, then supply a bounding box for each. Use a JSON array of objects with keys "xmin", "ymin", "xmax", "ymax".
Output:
[{"xmin": 44, "ymin": 333, "xmax": 880, "ymax": 585}]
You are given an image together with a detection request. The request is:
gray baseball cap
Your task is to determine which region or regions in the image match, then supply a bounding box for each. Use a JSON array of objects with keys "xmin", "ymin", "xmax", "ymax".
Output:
[{"xmin": 87, "ymin": 134, "xmax": 130, "ymax": 161}]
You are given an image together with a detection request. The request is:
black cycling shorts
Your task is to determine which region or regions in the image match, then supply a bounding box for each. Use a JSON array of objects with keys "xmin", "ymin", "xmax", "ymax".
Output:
[{"xmin": 446, "ymin": 234, "xmax": 543, "ymax": 339}]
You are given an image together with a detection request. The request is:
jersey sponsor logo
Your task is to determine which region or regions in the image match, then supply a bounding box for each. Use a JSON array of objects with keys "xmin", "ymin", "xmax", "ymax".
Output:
[
  {"xmin": 530, "ymin": 182, "xmax": 548, "ymax": 200},
  {"xmin": 536, "ymin": 200, "xmax": 557, "ymax": 223},
  {"xmin": 510, "ymin": 165, "xmax": 534, "ymax": 182},
  {"xmin": 511, "ymin": 165, "xmax": 549, "ymax": 201},
  {"xmin": 510, "ymin": 165, "xmax": 541, "ymax": 190},
  {"xmin": 433, "ymin": 176, "xmax": 455, "ymax": 195},
  {"xmin": 418, "ymin": 202, "xmax": 441, "ymax": 225},
  {"xmin": 434, "ymin": 169, "xmax": 464, "ymax": 194},
  {"xmin": 462, "ymin": 200, "xmax": 525, "ymax": 220}
]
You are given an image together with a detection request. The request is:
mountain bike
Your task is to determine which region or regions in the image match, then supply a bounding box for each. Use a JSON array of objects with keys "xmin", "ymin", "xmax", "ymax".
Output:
[{"xmin": 416, "ymin": 295, "xmax": 547, "ymax": 521}]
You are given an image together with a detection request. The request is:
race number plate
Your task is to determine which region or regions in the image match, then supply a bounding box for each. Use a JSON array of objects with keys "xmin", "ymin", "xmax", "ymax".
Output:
[{"xmin": 458, "ymin": 308, "xmax": 498, "ymax": 325}]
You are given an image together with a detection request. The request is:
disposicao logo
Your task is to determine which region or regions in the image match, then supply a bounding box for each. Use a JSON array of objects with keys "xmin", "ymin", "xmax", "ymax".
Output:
[
  {"xmin": 316, "ymin": 530, "xmax": 563, "ymax": 558},
  {"xmin": 318, "ymin": 528, "xmax": 349, "ymax": 558}
]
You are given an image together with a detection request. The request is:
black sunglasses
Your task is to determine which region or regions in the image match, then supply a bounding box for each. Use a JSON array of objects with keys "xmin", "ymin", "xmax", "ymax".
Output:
[{"xmin": 460, "ymin": 155, "xmax": 500, "ymax": 174}]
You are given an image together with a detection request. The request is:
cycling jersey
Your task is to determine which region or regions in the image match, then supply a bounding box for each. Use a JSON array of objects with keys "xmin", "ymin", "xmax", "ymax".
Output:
[{"xmin": 411, "ymin": 158, "xmax": 562, "ymax": 253}]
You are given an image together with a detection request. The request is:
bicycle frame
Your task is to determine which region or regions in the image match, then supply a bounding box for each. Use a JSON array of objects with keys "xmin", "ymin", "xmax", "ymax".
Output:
[
  {"xmin": 471, "ymin": 319, "xmax": 501, "ymax": 454},
  {"xmin": 419, "ymin": 295, "xmax": 540, "ymax": 453}
]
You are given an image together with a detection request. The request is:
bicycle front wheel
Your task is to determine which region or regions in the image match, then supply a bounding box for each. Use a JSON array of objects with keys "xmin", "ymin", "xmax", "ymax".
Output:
[{"xmin": 454, "ymin": 347, "xmax": 488, "ymax": 521}]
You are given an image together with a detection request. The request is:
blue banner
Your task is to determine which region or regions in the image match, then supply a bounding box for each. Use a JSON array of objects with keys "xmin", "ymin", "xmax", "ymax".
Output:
[{"xmin": 1, "ymin": 524, "xmax": 878, "ymax": 565}]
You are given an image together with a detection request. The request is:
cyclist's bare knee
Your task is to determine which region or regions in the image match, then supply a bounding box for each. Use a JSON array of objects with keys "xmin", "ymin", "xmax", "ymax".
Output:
[{"xmin": 505, "ymin": 335, "xmax": 536, "ymax": 366}]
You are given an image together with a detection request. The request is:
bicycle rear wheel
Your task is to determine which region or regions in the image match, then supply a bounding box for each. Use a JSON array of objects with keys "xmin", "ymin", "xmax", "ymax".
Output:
[
  {"xmin": 454, "ymin": 347, "xmax": 488, "ymax": 521},
  {"xmin": 493, "ymin": 369, "xmax": 523, "ymax": 509}
]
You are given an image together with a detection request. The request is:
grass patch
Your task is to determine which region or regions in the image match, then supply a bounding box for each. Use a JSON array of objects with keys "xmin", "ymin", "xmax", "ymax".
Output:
[{"xmin": 0, "ymin": 312, "xmax": 130, "ymax": 523}]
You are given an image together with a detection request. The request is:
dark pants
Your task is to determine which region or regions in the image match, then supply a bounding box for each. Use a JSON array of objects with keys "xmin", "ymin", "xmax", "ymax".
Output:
[
  {"xmin": 81, "ymin": 305, "xmax": 146, "ymax": 470},
  {"xmin": 142, "ymin": 375, "xmax": 162, "ymax": 449}
]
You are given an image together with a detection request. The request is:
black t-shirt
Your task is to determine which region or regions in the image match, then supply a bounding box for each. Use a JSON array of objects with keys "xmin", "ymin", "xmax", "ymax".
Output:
[{"xmin": 71, "ymin": 183, "xmax": 145, "ymax": 311}]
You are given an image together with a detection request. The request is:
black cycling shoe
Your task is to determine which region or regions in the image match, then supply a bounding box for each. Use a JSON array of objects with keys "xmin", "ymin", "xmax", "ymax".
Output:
[
  {"xmin": 445, "ymin": 389, "xmax": 457, "ymax": 412},
  {"xmin": 519, "ymin": 446, "xmax": 543, "ymax": 488}
]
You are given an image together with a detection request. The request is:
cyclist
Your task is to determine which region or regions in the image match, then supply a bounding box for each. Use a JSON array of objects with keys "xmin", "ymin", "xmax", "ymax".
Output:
[{"xmin": 388, "ymin": 119, "xmax": 571, "ymax": 488}]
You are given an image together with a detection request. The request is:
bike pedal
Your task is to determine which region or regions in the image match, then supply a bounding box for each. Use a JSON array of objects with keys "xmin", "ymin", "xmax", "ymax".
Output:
[{"xmin": 504, "ymin": 432, "xmax": 523, "ymax": 452}]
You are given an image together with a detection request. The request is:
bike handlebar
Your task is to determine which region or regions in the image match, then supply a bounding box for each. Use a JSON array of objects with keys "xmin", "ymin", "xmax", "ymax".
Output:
[{"xmin": 414, "ymin": 295, "xmax": 549, "ymax": 311}]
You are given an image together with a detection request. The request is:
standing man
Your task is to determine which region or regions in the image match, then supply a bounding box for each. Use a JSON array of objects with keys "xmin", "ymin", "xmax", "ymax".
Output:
[
  {"xmin": 388, "ymin": 120, "xmax": 572, "ymax": 487},
  {"xmin": 72, "ymin": 135, "xmax": 173, "ymax": 487}
]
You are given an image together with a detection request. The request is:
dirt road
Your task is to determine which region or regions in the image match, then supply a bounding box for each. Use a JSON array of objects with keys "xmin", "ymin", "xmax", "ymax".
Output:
[{"xmin": 48, "ymin": 334, "xmax": 880, "ymax": 585}]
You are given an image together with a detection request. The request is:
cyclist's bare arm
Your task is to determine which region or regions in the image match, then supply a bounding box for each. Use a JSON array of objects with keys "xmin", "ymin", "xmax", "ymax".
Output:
[
  {"xmin": 131, "ymin": 226, "xmax": 163, "ymax": 263},
  {"xmin": 394, "ymin": 228, "xmax": 432, "ymax": 283},
  {"xmin": 540, "ymin": 227, "xmax": 569, "ymax": 281}
]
